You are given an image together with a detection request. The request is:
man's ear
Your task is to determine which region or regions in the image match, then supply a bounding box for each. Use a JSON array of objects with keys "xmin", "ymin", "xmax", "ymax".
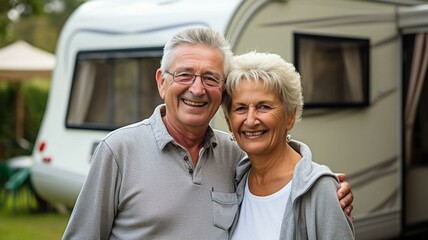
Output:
[{"xmin": 155, "ymin": 68, "xmax": 167, "ymax": 99}]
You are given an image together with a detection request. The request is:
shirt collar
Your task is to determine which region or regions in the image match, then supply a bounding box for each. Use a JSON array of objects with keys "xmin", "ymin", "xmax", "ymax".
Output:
[{"xmin": 150, "ymin": 104, "xmax": 218, "ymax": 150}]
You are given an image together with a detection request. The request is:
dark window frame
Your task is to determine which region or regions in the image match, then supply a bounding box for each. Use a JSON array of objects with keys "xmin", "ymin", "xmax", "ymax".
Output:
[
  {"xmin": 65, "ymin": 47, "xmax": 163, "ymax": 131},
  {"xmin": 294, "ymin": 33, "xmax": 370, "ymax": 108}
]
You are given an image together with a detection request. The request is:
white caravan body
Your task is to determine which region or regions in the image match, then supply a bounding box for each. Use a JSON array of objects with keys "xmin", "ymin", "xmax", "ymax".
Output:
[{"xmin": 31, "ymin": 0, "xmax": 428, "ymax": 238}]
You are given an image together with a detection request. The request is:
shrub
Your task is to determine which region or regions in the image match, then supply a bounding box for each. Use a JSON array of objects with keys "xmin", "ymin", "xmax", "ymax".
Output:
[{"xmin": 0, "ymin": 80, "xmax": 49, "ymax": 161}]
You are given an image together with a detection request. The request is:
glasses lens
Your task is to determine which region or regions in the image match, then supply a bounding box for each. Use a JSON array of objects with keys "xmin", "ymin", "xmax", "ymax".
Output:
[
  {"xmin": 201, "ymin": 75, "xmax": 221, "ymax": 87},
  {"xmin": 173, "ymin": 71, "xmax": 222, "ymax": 88},
  {"xmin": 174, "ymin": 72, "xmax": 194, "ymax": 84}
]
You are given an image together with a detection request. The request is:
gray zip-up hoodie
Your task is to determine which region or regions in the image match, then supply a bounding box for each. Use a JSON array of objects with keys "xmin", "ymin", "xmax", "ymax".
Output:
[{"xmin": 231, "ymin": 140, "xmax": 355, "ymax": 240}]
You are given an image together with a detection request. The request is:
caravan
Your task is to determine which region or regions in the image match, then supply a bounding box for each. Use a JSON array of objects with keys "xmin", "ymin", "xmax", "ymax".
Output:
[{"xmin": 30, "ymin": 0, "xmax": 428, "ymax": 238}]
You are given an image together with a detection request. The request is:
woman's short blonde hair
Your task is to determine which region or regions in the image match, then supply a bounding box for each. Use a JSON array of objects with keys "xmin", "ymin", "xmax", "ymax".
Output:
[{"xmin": 222, "ymin": 51, "xmax": 303, "ymax": 122}]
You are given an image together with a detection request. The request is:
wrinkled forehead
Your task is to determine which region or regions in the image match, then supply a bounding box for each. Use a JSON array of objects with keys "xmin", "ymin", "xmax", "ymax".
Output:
[{"xmin": 171, "ymin": 44, "xmax": 225, "ymax": 73}]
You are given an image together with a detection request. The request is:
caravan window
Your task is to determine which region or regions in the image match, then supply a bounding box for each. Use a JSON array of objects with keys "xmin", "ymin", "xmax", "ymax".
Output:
[
  {"xmin": 66, "ymin": 49, "xmax": 163, "ymax": 130},
  {"xmin": 294, "ymin": 33, "xmax": 369, "ymax": 108}
]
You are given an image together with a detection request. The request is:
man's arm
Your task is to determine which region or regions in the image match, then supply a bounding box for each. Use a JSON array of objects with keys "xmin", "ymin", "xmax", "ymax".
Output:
[
  {"xmin": 62, "ymin": 141, "xmax": 118, "ymax": 239},
  {"xmin": 336, "ymin": 173, "xmax": 354, "ymax": 219}
]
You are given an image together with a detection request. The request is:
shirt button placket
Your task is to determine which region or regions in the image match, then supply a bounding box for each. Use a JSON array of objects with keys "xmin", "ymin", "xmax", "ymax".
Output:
[{"xmin": 183, "ymin": 155, "xmax": 193, "ymax": 174}]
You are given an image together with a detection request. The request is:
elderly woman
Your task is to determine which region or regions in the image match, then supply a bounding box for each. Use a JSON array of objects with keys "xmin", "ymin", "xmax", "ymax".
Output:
[{"xmin": 222, "ymin": 52, "xmax": 355, "ymax": 239}]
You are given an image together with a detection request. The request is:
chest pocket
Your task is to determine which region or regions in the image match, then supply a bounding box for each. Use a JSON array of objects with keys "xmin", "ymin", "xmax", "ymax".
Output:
[{"xmin": 211, "ymin": 191, "xmax": 239, "ymax": 230}]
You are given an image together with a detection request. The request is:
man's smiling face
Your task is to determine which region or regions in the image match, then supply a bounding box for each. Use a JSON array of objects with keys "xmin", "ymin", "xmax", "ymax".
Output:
[{"xmin": 156, "ymin": 44, "xmax": 225, "ymax": 130}]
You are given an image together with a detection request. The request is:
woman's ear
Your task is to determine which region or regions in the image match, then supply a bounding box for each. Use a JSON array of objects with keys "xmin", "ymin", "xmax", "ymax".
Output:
[{"xmin": 287, "ymin": 107, "xmax": 297, "ymax": 131}]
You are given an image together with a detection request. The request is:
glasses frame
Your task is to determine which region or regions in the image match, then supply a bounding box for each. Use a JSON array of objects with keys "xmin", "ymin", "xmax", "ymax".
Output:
[{"xmin": 165, "ymin": 70, "xmax": 223, "ymax": 88}]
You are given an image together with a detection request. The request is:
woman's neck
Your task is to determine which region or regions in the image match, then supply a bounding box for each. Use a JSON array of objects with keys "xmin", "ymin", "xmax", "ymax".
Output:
[{"xmin": 248, "ymin": 144, "xmax": 301, "ymax": 196}]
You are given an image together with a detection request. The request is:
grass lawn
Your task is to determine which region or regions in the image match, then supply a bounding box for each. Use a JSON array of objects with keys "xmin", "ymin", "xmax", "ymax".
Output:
[
  {"xmin": 0, "ymin": 211, "xmax": 70, "ymax": 240},
  {"xmin": 0, "ymin": 190, "xmax": 71, "ymax": 240}
]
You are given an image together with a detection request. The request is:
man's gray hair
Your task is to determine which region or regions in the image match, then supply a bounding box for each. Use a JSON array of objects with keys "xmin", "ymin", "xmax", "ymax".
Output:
[{"xmin": 160, "ymin": 27, "xmax": 232, "ymax": 78}]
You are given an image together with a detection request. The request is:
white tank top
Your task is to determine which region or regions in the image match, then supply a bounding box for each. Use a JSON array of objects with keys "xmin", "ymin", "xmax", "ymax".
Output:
[{"xmin": 231, "ymin": 177, "xmax": 292, "ymax": 240}]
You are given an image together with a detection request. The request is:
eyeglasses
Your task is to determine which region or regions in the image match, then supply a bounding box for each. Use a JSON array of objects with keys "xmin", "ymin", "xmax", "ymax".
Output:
[{"xmin": 165, "ymin": 71, "xmax": 223, "ymax": 88}]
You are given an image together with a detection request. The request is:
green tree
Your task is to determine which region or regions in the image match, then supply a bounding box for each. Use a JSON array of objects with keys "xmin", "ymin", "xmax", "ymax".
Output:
[
  {"xmin": 0, "ymin": 0, "xmax": 85, "ymax": 49},
  {"xmin": 0, "ymin": 0, "xmax": 44, "ymax": 43}
]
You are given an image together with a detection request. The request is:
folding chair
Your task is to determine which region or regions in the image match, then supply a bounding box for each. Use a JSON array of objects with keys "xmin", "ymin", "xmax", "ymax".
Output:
[
  {"xmin": 5, "ymin": 167, "xmax": 34, "ymax": 212},
  {"xmin": 0, "ymin": 163, "xmax": 13, "ymax": 208}
]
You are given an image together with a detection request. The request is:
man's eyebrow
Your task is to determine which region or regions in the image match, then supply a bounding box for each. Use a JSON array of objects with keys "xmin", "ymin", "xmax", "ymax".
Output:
[
  {"xmin": 202, "ymin": 70, "xmax": 224, "ymax": 78},
  {"xmin": 173, "ymin": 67, "xmax": 194, "ymax": 72}
]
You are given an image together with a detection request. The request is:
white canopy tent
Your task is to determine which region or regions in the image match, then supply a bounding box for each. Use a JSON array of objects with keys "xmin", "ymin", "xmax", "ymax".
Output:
[
  {"xmin": 0, "ymin": 40, "xmax": 55, "ymax": 139},
  {"xmin": 0, "ymin": 40, "xmax": 55, "ymax": 80}
]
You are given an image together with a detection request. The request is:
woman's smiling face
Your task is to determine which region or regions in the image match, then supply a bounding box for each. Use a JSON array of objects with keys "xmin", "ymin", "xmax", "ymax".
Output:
[{"xmin": 228, "ymin": 79, "xmax": 294, "ymax": 156}]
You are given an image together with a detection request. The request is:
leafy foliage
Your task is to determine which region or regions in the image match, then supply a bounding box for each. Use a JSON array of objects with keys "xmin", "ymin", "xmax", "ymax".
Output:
[
  {"xmin": 0, "ymin": 0, "xmax": 43, "ymax": 41},
  {"xmin": 0, "ymin": 0, "xmax": 85, "ymax": 50},
  {"xmin": 0, "ymin": 81, "xmax": 49, "ymax": 160}
]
